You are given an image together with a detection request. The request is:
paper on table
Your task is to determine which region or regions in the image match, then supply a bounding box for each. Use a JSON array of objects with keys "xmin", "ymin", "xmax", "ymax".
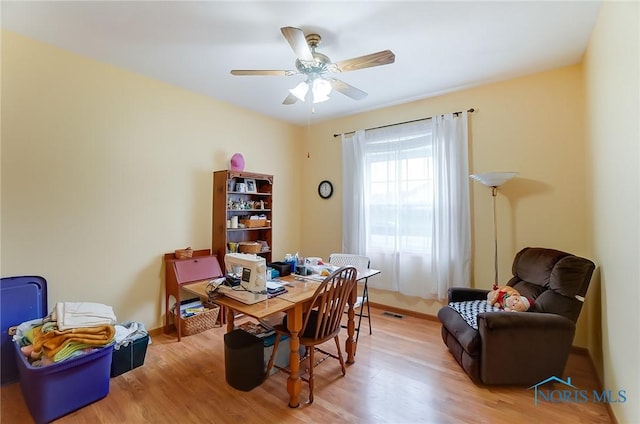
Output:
[{"xmin": 266, "ymin": 280, "xmax": 283, "ymax": 290}]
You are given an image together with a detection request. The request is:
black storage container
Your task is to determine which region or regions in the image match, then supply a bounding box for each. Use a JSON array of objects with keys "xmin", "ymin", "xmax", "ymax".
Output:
[
  {"xmin": 110, "ymin": 334, "xmax": 149, "ymax": 377},
  {"xmin": 224, "ymin": 329, "xmax": 264, "ymax": 391},
  {"xmin": 268, "ymin": 261, "xmax": 291, "ymax": 277}
]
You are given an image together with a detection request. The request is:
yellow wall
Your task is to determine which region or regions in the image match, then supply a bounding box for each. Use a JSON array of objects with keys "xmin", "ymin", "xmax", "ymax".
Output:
[
  {"xmin": 583, "ymin": 1, "xmax": 639, "ymax": 423},
  {"xmin": 0, "ymin": 31, "xmax": 304, "ymax": 330},
  {"xmin": 303, "ymin": 65, "xmax": 592, "ymax": 343}
]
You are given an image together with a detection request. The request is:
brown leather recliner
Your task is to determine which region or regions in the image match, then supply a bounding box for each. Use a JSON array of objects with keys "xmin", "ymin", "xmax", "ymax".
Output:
[{"xmin": 437, "ymin": 247, "xmax": 595, "ymax": 385}]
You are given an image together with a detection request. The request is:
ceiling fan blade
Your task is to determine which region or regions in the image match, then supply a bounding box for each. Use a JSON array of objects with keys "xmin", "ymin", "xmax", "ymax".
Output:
[
  {"xmin": 331, "ymin": 50, "xmax": 396, "ymax": 73},
  {"xmin": 231, "ymin": 70, "xmax": 298, "ymax": 76},
  {"xmin": 280, "ymin": 26, "xmax": 314, "ymax": 62},
  {"xmin": 328, "ymin": 78, "xmax": 368, "ymax": 100},
  {"xmin": 282, "ymin": 93, "xmax": 299, "ymax": 105}
]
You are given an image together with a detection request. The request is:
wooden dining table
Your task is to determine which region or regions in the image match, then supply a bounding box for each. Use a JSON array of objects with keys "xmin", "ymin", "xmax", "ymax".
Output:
[{"xmin": 184, "ymin": 268, "xmax": 379, "ymax": 408}]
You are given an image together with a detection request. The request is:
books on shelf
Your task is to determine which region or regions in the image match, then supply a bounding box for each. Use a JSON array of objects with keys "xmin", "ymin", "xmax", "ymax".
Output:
[{"xmin": 177, "ymin": 298, "xmax": 207, "ymax": 318}]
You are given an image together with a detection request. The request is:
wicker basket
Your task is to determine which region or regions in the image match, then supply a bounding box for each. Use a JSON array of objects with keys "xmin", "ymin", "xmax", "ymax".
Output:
[
  {"xmin": 174, "ymin": 247, "xmax": 193, "ymax": 259},
  {"xmin": 172, "ymin": 303, "xmax": 220, "ymax": 336},
  {"xmin": 240, "ymin": 218, "xmax": 267, "ymax": 228},
  {"xmin": 238, "ymin": 242, "xmax": 262, "ymax": 253}
]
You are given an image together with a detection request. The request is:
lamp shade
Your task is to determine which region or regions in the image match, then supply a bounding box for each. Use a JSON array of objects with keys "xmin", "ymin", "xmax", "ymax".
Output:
[
  {"xmin": 311, "ymin": 78, "xmax": 332, "ymax": 103},
  {"xmin": 470, "ymin": 172, "xmax": 518, "ymax": 187},
  {"xmin": 289, "ymin": 76, "xmax": 333, "ymax": 104},
  {"xmin": 289, "ymin": 82, "xmax": 309, "ymax": 102}
]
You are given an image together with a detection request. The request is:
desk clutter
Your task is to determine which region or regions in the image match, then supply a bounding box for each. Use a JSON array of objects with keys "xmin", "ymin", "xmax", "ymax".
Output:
[
  {"xmin": 207, "ymin": 253, "xmax": 341, "ymax": 306},
  {"xmin": 269, "ymin": 254, "xmax": 338, "ymax": 279}
]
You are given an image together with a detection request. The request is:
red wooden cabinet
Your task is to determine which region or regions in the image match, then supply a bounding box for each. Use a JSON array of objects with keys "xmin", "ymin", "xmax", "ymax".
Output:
[{"xmin": 163, "ymin": 249, "xmax": 223, "ymax": 341}]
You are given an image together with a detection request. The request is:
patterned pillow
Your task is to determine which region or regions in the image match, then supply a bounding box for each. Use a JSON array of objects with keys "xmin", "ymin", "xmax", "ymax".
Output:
[{"xmin": 448, "ymin": 300, "xmax": 502, "ymax": 330}]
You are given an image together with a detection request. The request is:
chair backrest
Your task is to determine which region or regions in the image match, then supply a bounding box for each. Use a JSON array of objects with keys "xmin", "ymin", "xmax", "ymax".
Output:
[
  {"xmin": 328, "ymin": 253, "xmax": 370, "ymax": 271},
  {"xmin": 506, "ymin": 247, "xmax": 595, "ymax": 322},
  {"xmin": 302, "ymin": 266, "xmax": 358, "ymax": 341}
]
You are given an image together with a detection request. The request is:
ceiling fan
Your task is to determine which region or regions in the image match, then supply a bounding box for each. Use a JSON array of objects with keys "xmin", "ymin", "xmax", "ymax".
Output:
[{"xmin": 230, "ymin": 26, "xmax": 395, "ymax": 105}]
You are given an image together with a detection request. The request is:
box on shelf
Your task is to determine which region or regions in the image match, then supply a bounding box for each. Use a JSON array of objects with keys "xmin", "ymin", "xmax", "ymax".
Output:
[
  {"xmin": 238, "ymin": 241, "xmax": 262, "ymax": 253},
  {"xmin": 110, "ymin": 334, "xmax": 150, "ymax": 378},
  {"xmin": 240, "ymin": 218, "xmax": 267, "ymax": 228}
]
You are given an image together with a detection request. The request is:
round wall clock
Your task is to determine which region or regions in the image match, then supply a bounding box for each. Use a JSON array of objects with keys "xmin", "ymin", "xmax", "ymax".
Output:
[{"xmin": 318, "ymin": 180, "xmax": 333, "ymax": 199}]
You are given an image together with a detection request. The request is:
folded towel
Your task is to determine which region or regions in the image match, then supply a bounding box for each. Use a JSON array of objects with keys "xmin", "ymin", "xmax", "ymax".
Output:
[
  {"xmin": 30, "ymin": 324, "xmax": 115, "ymax": 362},
  {"xmin": 52, "ymin": 343, "xmax": 106, "ymax": 362},
  {"xmin": 55, "ymin": 302, "xmax": 117, "ymax": 330}
]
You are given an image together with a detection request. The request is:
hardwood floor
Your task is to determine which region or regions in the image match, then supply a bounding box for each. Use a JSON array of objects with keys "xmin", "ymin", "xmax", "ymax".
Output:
[{"xmin": 1, "ymin": 307, "xmax": 612, "ymax": 424}]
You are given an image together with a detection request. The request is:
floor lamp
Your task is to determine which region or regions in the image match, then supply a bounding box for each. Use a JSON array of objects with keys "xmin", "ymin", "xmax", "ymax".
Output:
[{"xmin": 470, "ymin": 172, "xmax": 518, "ymax": 290}]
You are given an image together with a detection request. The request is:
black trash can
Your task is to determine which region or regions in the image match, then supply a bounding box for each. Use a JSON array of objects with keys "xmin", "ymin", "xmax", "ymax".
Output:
[{"xmin": 224, "ymin": 329, "xmax": 264, "ymax": 391}]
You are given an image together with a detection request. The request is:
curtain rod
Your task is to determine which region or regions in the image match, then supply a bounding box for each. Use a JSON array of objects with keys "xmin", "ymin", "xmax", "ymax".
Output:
[{"xmin": 332, "ymin": 108, "xmax": 475, "ymax": 138}]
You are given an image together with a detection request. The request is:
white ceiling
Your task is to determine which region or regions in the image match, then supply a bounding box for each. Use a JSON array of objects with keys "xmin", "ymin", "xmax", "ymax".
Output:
[{"xmin": 1, "ymin": 1, "xmax": 602, "ymax": 126}]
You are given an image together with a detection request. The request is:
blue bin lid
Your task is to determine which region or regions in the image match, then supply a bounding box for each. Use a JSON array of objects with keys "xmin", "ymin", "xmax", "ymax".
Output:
[{"xmin": 1, "ymin": 276, "xmax": 47, "ymax": 385}]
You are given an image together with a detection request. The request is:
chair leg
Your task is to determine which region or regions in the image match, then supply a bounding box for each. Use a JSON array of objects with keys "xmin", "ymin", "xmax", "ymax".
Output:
[
  {"xmin": 264, "ymin": 333, "xmax": 282, "ymax": 378},
  {"xmin": 334, "ymin": 335, "xmax": 346, "ymax": 375},
  {"xmin": 308, "ymin": 344, "xmax": 315, "ymax": 404}
]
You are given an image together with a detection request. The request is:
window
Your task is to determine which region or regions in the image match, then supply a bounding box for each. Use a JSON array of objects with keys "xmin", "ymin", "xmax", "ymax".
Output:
[
  {"xmin": 366, "ymin": 132, "xmax": 434, "ymax": 253},
  {"xmin": 341, "ymin": 113, "xmax": 471, "ymax": 299}
]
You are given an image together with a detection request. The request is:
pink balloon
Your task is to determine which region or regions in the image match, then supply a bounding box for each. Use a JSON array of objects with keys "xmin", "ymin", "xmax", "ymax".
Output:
[{"xmin": 230, "ymin": 153, "xmax": 245, "ymax": 171}]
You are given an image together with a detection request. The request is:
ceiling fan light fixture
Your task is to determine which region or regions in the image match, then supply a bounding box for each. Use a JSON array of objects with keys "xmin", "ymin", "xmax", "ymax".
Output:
[
  {"xmin": 311, "ymin": 78, "xmax": 332, "ymax": 103},
  {"xmin": 232, "ymin": 27, "xmax": 395, "ymax": 105},
  {"xmin": 289, "ymin": 81, "xmax": 309, "ymax": 102}
]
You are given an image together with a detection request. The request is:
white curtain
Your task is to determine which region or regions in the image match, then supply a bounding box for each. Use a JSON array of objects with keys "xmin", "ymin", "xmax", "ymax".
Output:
[
  {"xmin": 341, "ymin": 113, "xmax": 471, "ymax": 299},
  {"xmin": 341, "ymin": 130, "xmax": 366, "ymax": 254}
]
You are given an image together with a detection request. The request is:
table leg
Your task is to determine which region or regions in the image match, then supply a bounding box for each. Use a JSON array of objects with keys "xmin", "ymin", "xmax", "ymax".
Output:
[
  {"xmin": 286, "ymin": 304, "xmax": 303, "ymax": 408},
  {"xmin": 345, "ymin": 283, "xmax": 356, "ymax": 364},
  {"xmin": 225, "ymin": 308, "xmax": 235, "ymax": 333}
]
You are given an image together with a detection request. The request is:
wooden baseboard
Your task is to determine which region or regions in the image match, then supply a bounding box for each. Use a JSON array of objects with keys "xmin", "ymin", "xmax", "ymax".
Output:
[
  {"xmin": 369, "ymin": 302, "xmax": 440, "ymax": 322},
  {"xmin": 149, "ymin": 326, "xmax": 169, "ymax": 338}
]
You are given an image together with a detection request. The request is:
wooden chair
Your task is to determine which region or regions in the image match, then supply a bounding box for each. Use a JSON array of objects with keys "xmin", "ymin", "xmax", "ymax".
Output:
[
  {"xmin": 329, "ymin": 253, "xmax": 372, "ymax": 343},
  {"xmin": 265, "ymin": 266, "xmax": 358, "ymax": 404}
]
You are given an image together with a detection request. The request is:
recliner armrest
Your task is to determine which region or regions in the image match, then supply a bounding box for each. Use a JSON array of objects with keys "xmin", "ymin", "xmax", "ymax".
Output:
[
  {"xmin": 478, "ymin": 311, "xmax": 575, "ymax": 331},
  {"xmin": 477, "ymin": 312, "xmax": 576, "ymax": 385},
  {"xmin": 447, "ymin": 287, "xmax": 490, "ymax": 303}
]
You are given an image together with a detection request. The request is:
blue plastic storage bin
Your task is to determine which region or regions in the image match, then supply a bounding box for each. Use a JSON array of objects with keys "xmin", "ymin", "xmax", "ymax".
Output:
[
  {"xmin": 2, "ymin": 276, "xmax": 113, "ymax": 423},
  {"xmin": 1, "ymin": 276, "xmax": 47, "ymax": 385},
  {"xmin": 13, "ymin": 342, "xmax": 113, "ymax": 424}
]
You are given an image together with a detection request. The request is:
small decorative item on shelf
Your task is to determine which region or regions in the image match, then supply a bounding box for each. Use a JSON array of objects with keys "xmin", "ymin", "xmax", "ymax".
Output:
[
  {"xmin": 230, "ymin": 153, "xmax": 245, "ymax": 172},
  {"xmin": 245, "ymin": 178, "xmax": 257, "ymax": 193},
  {"xmin": 174, "ymin": 247, "xmax": 193, "ymax": 259},
  {"xmin": 257, "ymin": 240, "xmax": 270, "ymax": 252}
]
